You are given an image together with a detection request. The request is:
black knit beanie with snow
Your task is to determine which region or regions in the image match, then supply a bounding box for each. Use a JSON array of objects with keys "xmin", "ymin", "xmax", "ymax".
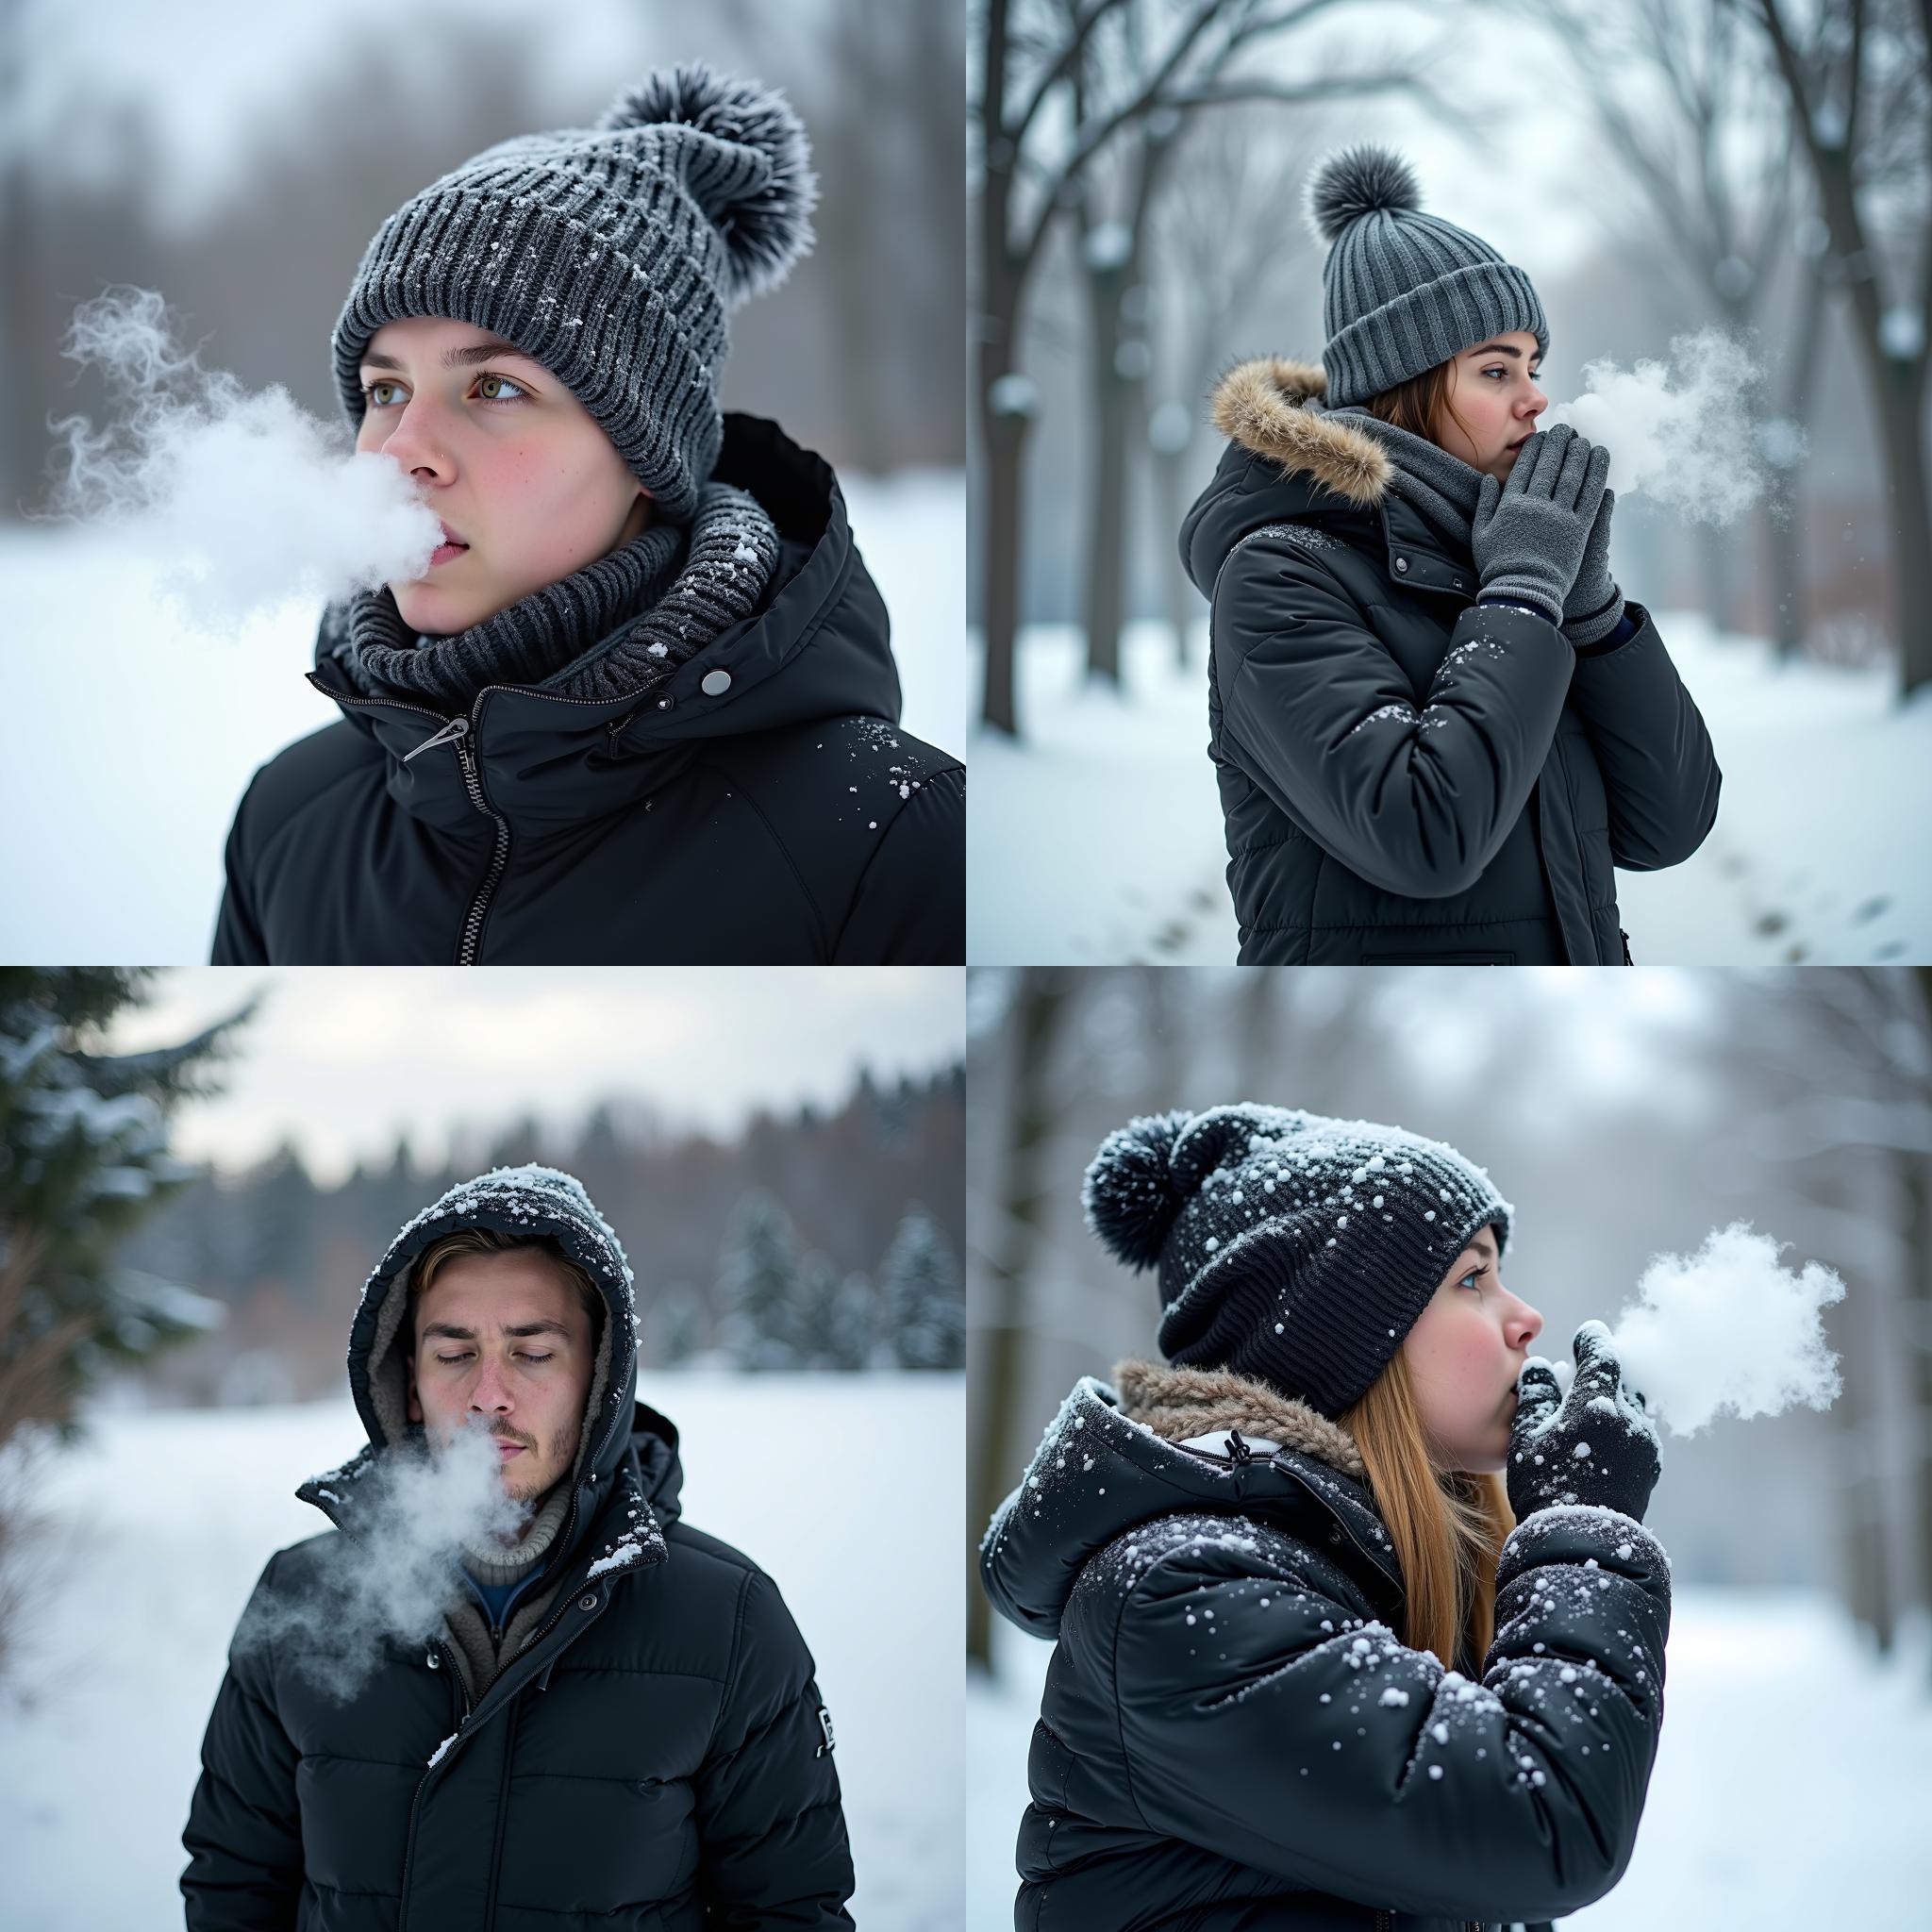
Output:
[{"xmin": 1083, "ymin": 1103, "xmax": 1514, "ymax": 1420}]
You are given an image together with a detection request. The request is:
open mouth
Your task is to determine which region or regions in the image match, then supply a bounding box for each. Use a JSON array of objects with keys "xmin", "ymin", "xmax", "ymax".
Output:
[{"xmin": 1505, "ymin": 438, "xmax": 1531, "ymax": 453}]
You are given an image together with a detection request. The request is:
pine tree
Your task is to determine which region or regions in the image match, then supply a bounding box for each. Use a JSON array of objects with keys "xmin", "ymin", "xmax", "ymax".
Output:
[
  {"xmin": 879, "ymin": 1203, "xmax": 964, "ymax": 1370},
  {"xmin": 0, "ymin": 969, "xmax": 254, "ymax": 1450},
  {"xmin": 714, "ymin": 1191, "xmax": 804, "ymax": 1370}
]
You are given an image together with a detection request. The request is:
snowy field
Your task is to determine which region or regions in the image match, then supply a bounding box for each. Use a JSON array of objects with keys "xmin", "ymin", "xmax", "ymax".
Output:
[
  {"xmin": 969, "ymin": 615, "xmax": 1931, "ymax": 965},
  {"xmin": 0, "ymin": 1373, "xmax": 963, "ymax": 1932},
  {"xmin": 0, "ymin": 468, "xmax": 963, "ymax": 964},
  {"xmin": 969, "ymin": 1591, "xmax": 1932, "ymax": 1928}
]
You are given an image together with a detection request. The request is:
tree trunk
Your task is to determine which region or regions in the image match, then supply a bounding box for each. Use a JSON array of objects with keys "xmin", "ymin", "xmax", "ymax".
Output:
[
  {"xmin": 966, "ymin": 971, "xmax": 1071, "ymax": 1671},
  {"xmin": 979, "ymin": 386, "xmax": 1030, "ymax": 737},
  {"xmin": 1154, "ymin": 445, "xmax": 1193, "ymax": 667},
  {"xmin": 1768, "ymin": 257, "xmax": 1830, "ymax": 662},
  {"xmin": 1696, "ymin": 520, "xmax": 1735, "ymax": 639},
  {"xmin": 1083, "ymin": 263, "xmax": 1134, "ymax": 685},
  {"xmin": 1869, "ymin": 358, "xmax": 1932, "ymax": 697}
]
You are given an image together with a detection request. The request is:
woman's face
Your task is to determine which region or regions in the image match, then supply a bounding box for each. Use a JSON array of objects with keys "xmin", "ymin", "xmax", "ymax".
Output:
[
  {"xmin": 1402, "ymin": 1225, "xmax": 1542, "ymax": 1474},
  {"xmin": 356, "ymin": 315, "xmax": 651, "ymax": 634},
  {"xmin": 1435, "ymin": 331, "xmax": 1547, "ymax": 481}
]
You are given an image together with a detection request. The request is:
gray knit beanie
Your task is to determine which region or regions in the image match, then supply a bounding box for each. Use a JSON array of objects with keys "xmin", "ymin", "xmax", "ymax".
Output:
[
  {"xmin": 1304, "ymin": 144, "xmax": 1547, "ymax": 408},
  {"xmin": 1083, "ymin": 1103, "xmax": 1513, "ymax": 1420},
  {"xmin": 330, "ymin": 63, "xmax": 817, "ymax": 525}
]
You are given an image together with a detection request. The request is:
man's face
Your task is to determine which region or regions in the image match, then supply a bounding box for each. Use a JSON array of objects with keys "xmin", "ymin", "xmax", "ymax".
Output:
[
  {"xmin": 356, "ymin": 315, "xmax": 651, "ymax": 636},
  {"xmin": 405, "ymin": 1247, "xmax": 597, "ymax": 1506}
]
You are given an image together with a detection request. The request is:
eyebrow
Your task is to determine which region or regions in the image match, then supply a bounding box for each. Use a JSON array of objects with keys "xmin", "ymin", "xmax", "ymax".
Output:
[
  {"xmin": 420, "ymin": 1319, "xmax": 574, "ymax": 1342},
  {"xmin": 359, "ymin": 339, "xmax": 545, "ymax": 374},
  {"xmin": 1467, "ymin": 342, "xmax": 1541, "ymax": 361},
  {"xmin": 1463, "ymin": 1231, "xmax": 1499, "ymax": 1263}
]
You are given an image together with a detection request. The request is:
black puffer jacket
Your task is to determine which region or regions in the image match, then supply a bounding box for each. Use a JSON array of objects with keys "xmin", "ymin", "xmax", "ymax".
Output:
[
  {"xmin": 979, "ymin": 1366, "xmax": 1672, "ymax": 1932},
  {"xmin": 181, "ymin": 1165, "xmax": 854, "ymax": 1930},
  {"xmin": 212, "ymin": 415, "xmax": 963, "ymax": 965},
  {"xmin": 1179, "ymin": 358, "xmax": 1719, "ymax": 964}
]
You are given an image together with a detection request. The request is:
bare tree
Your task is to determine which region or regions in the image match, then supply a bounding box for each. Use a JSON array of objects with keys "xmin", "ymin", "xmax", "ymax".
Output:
[
  {"xmin": 1517, "ymin": 0, "xmax": 1829, "ymax": 656},
  {"xmin": 1734, "ymin": 0, "xmax": 1932, "ymax": 696},
  {"xmin": 1148, "ymin": 110, "xmax": 1321, "ymax": 664},
  {"xmin": 974, "ymin": 0, "xmax": 1460, "ymax": 733},
  {"xmin": 967, "ymin": 969, "xmax": 1074, "ymax": 1669}
]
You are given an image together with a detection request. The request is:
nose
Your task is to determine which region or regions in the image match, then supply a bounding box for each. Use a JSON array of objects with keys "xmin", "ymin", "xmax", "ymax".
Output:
[{"xmin": 370, "ymin": 400, "xmax": 453, "ymax": 479}]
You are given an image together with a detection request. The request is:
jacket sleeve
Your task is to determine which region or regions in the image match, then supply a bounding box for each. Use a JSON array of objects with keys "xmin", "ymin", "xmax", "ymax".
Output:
[
  {"xmin": 693, "ymin": 1567, "xmax": 856, "ymax": 1929},
  {"xmin": 1564, "ymin": 603, "xmax": 1722, "ymax": 870},
  {"xmin": 180, "ymin": 1556, "xmax": 304, "ymax": 1930},
  {"xmin": 1104, "ymin": 1505, "xmax": 1672, "ymax": 1924},
  {"xmin": 831, "ymin": 763, "xmax": 965, "ymax": 963},
  {"xmin": 1213, "ymin": 537, "xmax": 1575, "ymax": 897},
  {"xmin": 210, "ymin": 778, "xmax": 269, "ymax": 965}
]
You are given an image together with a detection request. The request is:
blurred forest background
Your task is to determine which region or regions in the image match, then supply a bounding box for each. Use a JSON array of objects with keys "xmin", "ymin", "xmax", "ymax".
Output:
[
  {"xmin": 0, "ymin": 967, "xmax": 965, "ymax": 1490},
  {"xmin": 0, "ymin": 0, "xmax": 965, "ymax": 509},
  {"xmin": 973, "ymin": 0, "xmax": 1930, "ymax": 726},
  {"xmin": 966, "ymin": 966, "xmax": 1932, "ymax": 1675}
]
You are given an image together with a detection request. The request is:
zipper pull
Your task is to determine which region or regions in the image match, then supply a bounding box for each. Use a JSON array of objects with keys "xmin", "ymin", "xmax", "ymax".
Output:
[{"xmin": 404, "ymin": 715, "xmax": 471, "ymax": 763}]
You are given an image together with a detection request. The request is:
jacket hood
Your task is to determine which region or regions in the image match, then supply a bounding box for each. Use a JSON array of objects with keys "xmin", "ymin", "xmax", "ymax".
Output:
[
  {"xmin": 979, "ymin": 1361, "xmax": 1401, "ymax": 1642},
  {"xmin": 297, "ymin": 1164, "xmax": 669, "ymax": 1587},
  {"xmin": 1180, "ymin": 356, "xmax": 1398, "ymax": 599},
  {"xmin": 308, "ymin": 412, "xmax": 901, "ymax": 833}
]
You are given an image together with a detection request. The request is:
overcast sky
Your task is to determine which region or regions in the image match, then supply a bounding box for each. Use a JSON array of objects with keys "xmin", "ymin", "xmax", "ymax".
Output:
[{"xmin": 105, "ymin": 968, "xmax": 965, "ymax": 1186}]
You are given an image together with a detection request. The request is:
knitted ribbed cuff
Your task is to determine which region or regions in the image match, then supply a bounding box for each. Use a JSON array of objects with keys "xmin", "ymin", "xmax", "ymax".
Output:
[{"xmin": 1562, "ymin": 582, "xmax": 1627, "ymax": 650}]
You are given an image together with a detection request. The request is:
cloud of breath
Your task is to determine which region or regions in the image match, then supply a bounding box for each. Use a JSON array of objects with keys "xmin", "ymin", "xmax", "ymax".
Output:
[
  {"xmin": 1542, "ymin": 327, "xmax": 1791, "ymax": 527},
  {"xmin": 234, "ymin": 1418, "xmax": 529, "ymax": 1706},
  {"xmin": 1551, "ymin": 1223, "xmax": 1845, "ymax": 1439},
  {"xmin": 42, "ymin": 285, "xmax": 440, "ymax": 634}
]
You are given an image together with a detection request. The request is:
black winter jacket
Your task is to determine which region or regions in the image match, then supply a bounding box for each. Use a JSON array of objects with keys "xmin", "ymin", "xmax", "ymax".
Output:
[
  {"xmin": 181, "ymin": 1166, "xmax": 854, "ymax": 1931},
  {"xmin": 212, "ymin": 415, "xmax": 963, "ymax": 965},
  {"xmin": 979, "ymin": 1370, "xmax": 1672, "ymax": 1932},
  {"xmin": 1179, "ymin": 358, "xmax": 1720, "ymax": 964}
]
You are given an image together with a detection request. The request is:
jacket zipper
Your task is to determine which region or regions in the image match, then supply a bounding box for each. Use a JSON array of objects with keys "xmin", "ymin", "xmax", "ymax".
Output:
[{"xmin": 448, "ymin": 722, "xmax": 511, "ymax": 965}]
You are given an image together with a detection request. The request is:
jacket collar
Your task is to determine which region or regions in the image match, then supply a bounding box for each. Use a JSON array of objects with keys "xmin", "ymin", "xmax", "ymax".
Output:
[
  {"xmin": 979, "ymin": 1372, "xmax": 1402, "ymax": 1642},
  {"xmin": 1185, "ymin": 358, "xmax": 1478, "ymax": 598}
]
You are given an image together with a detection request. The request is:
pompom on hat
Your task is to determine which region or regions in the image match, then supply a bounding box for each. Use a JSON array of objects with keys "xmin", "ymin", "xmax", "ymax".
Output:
[
  {"xmin": 330, "ymin": 63, "xmax": 818, "ymax": 525},
  {"xmin": 1301, "ymin": 142, "xmax": 1548, "ymax": 408},
  {"xmin": 1084, "ymin": 1103, "xmax": 1513, "ymax": 1419}
]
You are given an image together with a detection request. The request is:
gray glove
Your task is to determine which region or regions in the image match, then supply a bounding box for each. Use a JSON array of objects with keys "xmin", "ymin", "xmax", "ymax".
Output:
[
  {"xmin": 1561, "ymin": 485, "xmax": 1627, "ymax": 646},
  {"xmin": 1507, "ymin": 1320, "xmax": 1662, "ymax": 1525},
  {"xmin": 1471, "ymin": 424, "xmax": 1611, "ymax": 625}
]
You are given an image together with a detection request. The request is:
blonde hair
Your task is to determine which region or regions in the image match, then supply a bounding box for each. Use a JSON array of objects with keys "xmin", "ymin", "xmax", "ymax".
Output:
[
  {"xmin": 408, "ymin": 1226, "xmax": 603, "ymax": 1352},
  {"xmin": 1365, "ymin": 358, "xmax": 1479, "ymax": 462},
  {"xmin": 1340, "ymin": 1345, "xmax": 1514, "ymax": 1669}
]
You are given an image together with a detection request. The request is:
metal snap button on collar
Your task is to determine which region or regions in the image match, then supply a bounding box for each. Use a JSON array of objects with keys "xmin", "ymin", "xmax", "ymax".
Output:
[
  {"xmin": 700, "ymin": 669, "xmax": 732, "ymax": 696},
  {"xmin": 1393, "ymin": 557, "xmax": 1409, "ymax": 574}
]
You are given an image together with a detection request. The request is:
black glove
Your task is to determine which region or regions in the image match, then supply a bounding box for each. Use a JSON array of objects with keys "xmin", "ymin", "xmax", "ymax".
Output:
[{"xmin": 1507, "ymin": 1320, "xmax": 1661, "ymax": 1524}]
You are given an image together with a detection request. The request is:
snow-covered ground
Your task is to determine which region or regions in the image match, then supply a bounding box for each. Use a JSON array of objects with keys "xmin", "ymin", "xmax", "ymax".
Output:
[
  {"xmin": 0, "ymin": 1373, "xmax": 963, "ymax": 1931},
  {"xmin": 0, "ymin": 468, "xmax": 962, "ymax": 964},
  {"xmin": 969, "ymin": 1591, "xmax": 1932, "ymax": 1928},
  {"xmin": 968, "ymin": 615, "xmax": 1932, "ymax": 965}
]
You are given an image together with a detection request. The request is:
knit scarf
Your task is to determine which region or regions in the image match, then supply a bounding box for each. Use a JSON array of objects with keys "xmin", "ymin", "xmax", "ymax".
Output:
[
  {"xmin": 460, "ymin": 1474, "xmax": 574, "ymax": 1587},
  {"xmin": 1320, "ymin": 404, "xmax": 1485, "ymax": 558},
  {"xmin": 323, "ymin": 481, "xmax": 780, "ymax": 713}
]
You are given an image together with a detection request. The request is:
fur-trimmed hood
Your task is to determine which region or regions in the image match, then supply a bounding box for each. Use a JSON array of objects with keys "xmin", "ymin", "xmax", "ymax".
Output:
[
  {"xmin": 1180, "ymin": 355, "xmax": 1435, "ymax": 603},
  {"xmin": 1113, "ymin": 1356, "xmax": 1367, "ymax": 1479},
  {"xmin": 1208, "ymin": 358, "xmax": 1392, "ymax": 509},
  {"xmin": 979, "ymin": 1367, "xmax": 1402, "ymax": 1642}
]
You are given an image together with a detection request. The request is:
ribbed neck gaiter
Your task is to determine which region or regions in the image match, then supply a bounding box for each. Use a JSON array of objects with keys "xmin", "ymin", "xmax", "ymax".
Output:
[
  {"xmin": 1321, "ymin": 405, "xmax": 1485, "ymax": 557},
  {"xmin": 325, "ymin": 482, "xmax": 779, "ymax": 714},
  {"xmin": 461, "ymin": 1476, "xmax": 574, "ymax": 1588}
]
